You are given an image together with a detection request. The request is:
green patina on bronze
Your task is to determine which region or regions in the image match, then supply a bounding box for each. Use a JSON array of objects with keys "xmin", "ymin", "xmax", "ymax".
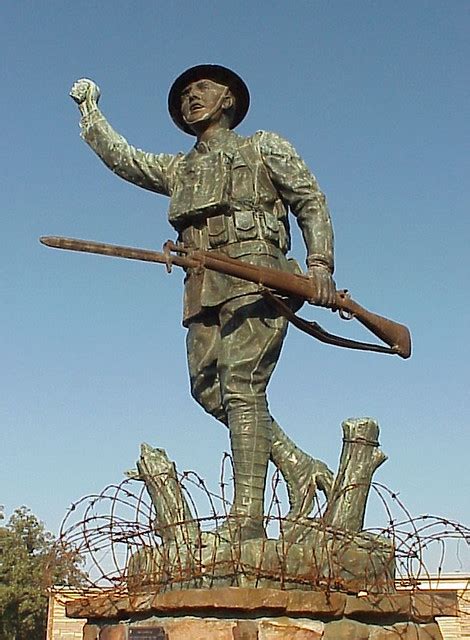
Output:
[{"xmin": 70, "ymin": 66, "xmax": 336, "ymax": 544}]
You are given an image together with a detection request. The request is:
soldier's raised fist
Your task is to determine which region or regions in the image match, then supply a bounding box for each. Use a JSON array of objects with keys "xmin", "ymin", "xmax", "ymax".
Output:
[{"xmin": 70, "ymin": 78, "xmax": 101, "ymax": 106}]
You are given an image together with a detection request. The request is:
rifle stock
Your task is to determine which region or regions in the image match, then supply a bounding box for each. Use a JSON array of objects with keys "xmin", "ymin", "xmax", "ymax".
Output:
[
  {"xmin": 335, "ymin": 292, "xmax": 411, "ymax": 359},
  {"xmin": 40, "ymin": 236, "xmax": 412, "ymax": 359}
]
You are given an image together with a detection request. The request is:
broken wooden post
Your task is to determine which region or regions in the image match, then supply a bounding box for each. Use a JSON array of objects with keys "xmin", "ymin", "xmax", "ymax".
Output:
[
  {"xmin": 324, "ymin": 418, "xmax": 387, "ymax": 532},
  {"xmin": 126, "ymin": 444, "xmax": 202, "ymax": 591},
  {"xmin": 134, "ymin": 443, "xmax": 200, "ymax": 548}
]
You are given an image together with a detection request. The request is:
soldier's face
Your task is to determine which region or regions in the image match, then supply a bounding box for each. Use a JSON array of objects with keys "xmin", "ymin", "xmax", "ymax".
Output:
[{"xmin": 180, "ymin": 79, "xmax": 232, "ymax": 128}]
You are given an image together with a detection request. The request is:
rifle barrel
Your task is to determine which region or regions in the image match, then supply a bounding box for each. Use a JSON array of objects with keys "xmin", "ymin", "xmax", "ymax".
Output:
[
  {"xmin": 40, "ymin": 236, "xmax": 201, "ymax": 270},
  {"xmin": 40, "ymin": 236, "xmax": 411, "ymax": 358}
]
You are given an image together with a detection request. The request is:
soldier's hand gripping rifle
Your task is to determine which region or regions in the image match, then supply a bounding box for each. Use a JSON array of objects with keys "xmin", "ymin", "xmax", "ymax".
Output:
[{"xmin": 40, "ymin": 236, "xmax": 412, "ymax": 359}]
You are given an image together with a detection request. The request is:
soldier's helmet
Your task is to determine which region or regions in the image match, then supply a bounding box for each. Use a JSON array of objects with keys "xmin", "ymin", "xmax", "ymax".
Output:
[{"xmin": 168, "ymin": 64, "xmax": 250, "ymax": 135}]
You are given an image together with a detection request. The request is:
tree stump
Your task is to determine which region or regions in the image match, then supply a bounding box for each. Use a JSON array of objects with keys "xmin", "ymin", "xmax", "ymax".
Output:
[
  {"xmin": 127, "ymin": 444, "xmax": 202, "ymax": 591},
  {"xmin": 324, "ymin": 418, "xmax": 387, "ymax": 532},
  {"xmin": 133, "ymin": 443, "xmax": 200, "ymax": 548}
]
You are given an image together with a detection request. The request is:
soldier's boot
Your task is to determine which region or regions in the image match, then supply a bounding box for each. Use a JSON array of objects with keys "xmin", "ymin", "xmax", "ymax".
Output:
[
  {"xmin": 271, "ymin": 420, "xmax": 334, "ymax": 522},
  {"xmin": 217, "ymin": 402, "xmax": 272, "ymax": 543}
]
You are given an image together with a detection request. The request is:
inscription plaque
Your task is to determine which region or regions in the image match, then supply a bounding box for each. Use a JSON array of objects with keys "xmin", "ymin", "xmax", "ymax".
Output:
[{"xmin": 129, "ymin": 627, "xmax": 167, "ymax": 640}]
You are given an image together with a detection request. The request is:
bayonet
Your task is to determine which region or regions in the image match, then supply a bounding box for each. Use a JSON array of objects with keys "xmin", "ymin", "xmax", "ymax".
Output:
[{"xmin": 40, "ymin": 236, "xmax": 412, "ymax": 359}]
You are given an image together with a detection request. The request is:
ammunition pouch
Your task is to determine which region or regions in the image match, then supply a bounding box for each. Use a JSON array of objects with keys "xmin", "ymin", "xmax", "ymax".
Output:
[
  {"xmin": 170, "ymin": 134, "xmax": 291, "ymax": 254},
  {"xmin": 179, "ymin": 206, "xmax": 290, "ymax": 254}
]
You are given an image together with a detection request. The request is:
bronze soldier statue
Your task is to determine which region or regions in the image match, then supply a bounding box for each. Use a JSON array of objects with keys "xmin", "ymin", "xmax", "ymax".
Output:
[{"xmin": 70, "ymin": 65, "xmax": 335, "ymax": 541}]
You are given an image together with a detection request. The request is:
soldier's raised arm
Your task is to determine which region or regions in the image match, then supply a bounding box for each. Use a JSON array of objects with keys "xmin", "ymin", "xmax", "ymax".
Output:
[{"xmin": 70, "ymin": 78, "xmax": 181, "ymax": 197}]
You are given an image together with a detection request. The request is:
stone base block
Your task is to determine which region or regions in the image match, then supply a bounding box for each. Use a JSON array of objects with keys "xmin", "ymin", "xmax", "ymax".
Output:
[
  {"xmin": 74, "ymin": 587, "xmax": 452, "ymax": 639},
  {"xmin": 82, "ymin": 618, "xmax": 443, "ymax": 639}
]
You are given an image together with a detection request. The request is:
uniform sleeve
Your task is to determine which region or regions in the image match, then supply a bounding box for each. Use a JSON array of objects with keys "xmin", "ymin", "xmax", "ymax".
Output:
[
  {"xmin": 79, "ymin": 108, "xmax": 182, "ymax": 197},
  {"xmin": 258, "ymin": 131, "xmax": 334, "ymax": 271}
]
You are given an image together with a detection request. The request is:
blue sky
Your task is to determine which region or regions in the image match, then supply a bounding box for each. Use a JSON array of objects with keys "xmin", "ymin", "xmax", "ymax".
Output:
[{"xmin": 1, "ymin": 1, "xmax": 469, "ymax": 572}]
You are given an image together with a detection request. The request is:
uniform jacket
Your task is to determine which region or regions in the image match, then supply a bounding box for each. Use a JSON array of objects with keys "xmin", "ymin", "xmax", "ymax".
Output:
[{"xmin": 80, "ymin": 110, "xmax": 334, "ymax": 324}]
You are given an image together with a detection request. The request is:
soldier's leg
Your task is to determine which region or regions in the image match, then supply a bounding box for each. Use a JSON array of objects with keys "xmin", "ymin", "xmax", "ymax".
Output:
[
  {"xmin": 186, "ymin": 308, "xmax": 333, "ymax": 522},
  {"xmin": 217, "ymin": 295, "xmax": 287, "ymax": 540},
  {"xmin": 271, "ymin": 421, "xmax": 333, "ymax": 521},
  {"xmin": 186, "ymin": 312, "xmax": 226, "ymax": 424}
]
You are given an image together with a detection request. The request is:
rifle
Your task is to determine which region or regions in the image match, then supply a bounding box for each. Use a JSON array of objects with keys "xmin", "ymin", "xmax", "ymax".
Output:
[{"xmin": 40, "ymin": 236, "xmax": 412, "ymax": 359}]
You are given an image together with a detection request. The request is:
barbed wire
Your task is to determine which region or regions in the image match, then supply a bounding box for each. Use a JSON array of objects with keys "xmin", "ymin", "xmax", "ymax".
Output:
[{"xmin": 55, "ymin": 457, "xmax": 469, "ymax": 604}]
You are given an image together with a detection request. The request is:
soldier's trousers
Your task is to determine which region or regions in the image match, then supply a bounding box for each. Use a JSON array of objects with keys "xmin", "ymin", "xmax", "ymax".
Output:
[{"xmin": 186, "ymin": 293, "xmax": 287, "ymax": 529}]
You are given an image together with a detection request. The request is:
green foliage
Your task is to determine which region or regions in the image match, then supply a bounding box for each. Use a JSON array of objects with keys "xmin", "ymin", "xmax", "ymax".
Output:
[{"xmin": 0, "ymin": 506, "xmax": 85, "ymax": 640}]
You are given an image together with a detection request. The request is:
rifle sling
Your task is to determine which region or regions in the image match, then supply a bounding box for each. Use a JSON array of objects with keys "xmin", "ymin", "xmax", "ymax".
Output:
[{"xmin": 262, "ymin": 290, "xmax": 399, "ymax": 355}]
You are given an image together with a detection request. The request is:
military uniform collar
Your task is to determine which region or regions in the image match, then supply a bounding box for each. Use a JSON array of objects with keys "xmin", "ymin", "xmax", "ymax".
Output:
[{"xmin": 194, "ymin": 128, "xmax": 240, "ymax": 154}]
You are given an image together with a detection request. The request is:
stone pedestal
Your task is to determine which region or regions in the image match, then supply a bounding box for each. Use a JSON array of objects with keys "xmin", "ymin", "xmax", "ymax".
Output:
[{"xmin": 68, "ymin": 587, "xmax": 456, "ymax": 639}]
